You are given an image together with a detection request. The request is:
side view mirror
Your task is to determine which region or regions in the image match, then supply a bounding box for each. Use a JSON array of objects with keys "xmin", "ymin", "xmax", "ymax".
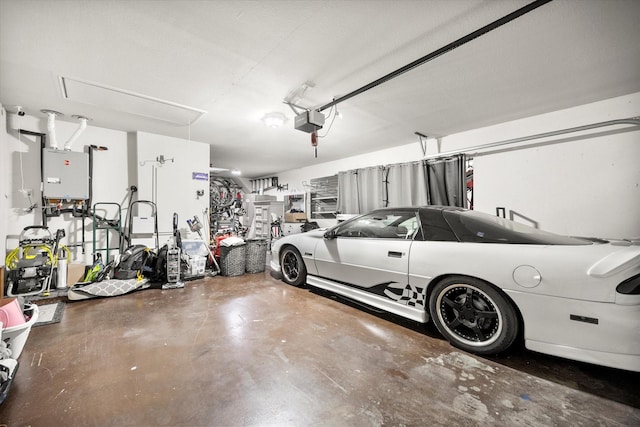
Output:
[{"xmin": 324, "ymin": 229, "xmax": 337, "ymax": 239}]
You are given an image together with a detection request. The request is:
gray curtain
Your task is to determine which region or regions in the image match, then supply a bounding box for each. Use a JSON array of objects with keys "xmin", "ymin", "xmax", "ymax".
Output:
[
  {"xmin": 337, "ymin": 166, "xmax": 385, "ymax": 214},
  {"xmin": 425, "ymin": 155, "xmax": 465, "ymax": 207},
  {"xmin": 385, "ymin": 161, "xmax": 429, "ymax": 207},
  {"xmin": 337, "ymin": 170, "xmax": 358, "ymax": 214},
  {"xmin": 337, "ymin": 155, "xmax": 465, "ymax": 214}
]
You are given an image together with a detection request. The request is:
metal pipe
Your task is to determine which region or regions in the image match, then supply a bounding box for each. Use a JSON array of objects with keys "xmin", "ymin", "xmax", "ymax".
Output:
[
  {"xmin": 64, "ymin": 115, "xmax": 90, "ymax": 150},
  {"xmin": 424, "ymin": 117, "xmax": 640, "ymax": 159},
  {"xmin": 317, "ymin": 0, "xmax": 553, "ymax": 112},
  {"xmin": 44, "ymin": 111, "xmax": 61, "ymax": 149}
]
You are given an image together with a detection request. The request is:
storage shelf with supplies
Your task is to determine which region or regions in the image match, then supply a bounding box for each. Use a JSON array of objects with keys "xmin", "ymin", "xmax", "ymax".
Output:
[{"xmin": 308, "ymin": 175, "xmax": 338, "ymax": 219}]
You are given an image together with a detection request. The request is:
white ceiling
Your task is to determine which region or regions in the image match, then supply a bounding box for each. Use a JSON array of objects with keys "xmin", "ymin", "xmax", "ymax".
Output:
[{"xmin": 1, "ymin": 0, "xmax": 639, "ymax": 178}]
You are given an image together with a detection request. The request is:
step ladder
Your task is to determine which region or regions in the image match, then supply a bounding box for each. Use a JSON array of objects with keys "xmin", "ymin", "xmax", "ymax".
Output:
[{"xmin": 126, "ymin": 200, "xmax": 159, "ymax": 251}]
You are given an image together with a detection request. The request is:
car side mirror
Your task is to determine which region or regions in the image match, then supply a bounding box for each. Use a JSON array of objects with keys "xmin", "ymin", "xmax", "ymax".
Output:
[{"xmin": 324, "ymin": 229, "xmax": 337, "ymax": 239}]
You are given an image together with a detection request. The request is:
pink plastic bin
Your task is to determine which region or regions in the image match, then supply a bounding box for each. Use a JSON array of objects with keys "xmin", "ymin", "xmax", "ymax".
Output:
[
  {"xmin": 2, "ymin": 303, "xmax": 39, "ymax": 359},
  {"xmin": 0, "ymin": 298, "xmax": 26, "ymax": 328}
]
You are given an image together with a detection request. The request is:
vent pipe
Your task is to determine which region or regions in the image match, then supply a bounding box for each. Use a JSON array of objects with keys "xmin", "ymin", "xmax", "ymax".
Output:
[
  {"xmin": 64, "ymin": 115, "xmax": 90, "ymax": 150},
  {"xmin": 41, "ymin": 109, "xmax": 64, "ymax": 149}
]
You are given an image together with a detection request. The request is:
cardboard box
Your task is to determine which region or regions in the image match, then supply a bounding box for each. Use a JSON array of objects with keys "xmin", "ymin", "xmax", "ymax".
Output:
[
  {"xmin": 68, "ymin": 263, "xmax": 88, "ymax": 286},
  {"xmin": 285, "ymin": 212, "xmax": 307, "ymax": 223}
]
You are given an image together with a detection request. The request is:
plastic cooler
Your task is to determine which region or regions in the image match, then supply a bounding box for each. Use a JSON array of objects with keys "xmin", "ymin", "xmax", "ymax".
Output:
[{"xmin": 3, "ymin": 303, "xmax": 39, "ymax": 359}]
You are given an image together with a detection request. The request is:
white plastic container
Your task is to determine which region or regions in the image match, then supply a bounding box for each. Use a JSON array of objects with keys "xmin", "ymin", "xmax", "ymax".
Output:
[
  {"xmin": 57, "ymin": 257, "xmax": 68, "ymax": 289},
  {"xmin": 190, "ymin": 256, "xmax": 206, "ymax": 275},
  {"xmin": 2, "ymin": 303, "xmax": 39, "ymax": 359}
]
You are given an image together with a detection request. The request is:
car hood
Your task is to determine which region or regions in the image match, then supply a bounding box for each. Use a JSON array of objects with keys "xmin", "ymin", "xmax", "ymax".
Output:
[{"xmin": 272, "ymin": 228, "xmax": 327, "ymax": 251}]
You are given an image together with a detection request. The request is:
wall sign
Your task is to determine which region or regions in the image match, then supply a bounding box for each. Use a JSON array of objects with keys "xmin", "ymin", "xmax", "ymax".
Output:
[{"xmin": 192, "ymin": 172, "xmax": 209, "ymax": 181}]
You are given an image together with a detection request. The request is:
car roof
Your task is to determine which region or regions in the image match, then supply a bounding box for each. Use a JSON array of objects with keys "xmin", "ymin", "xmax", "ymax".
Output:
[{"xmin": 371, "ymin": 206, "xmax": 466, "ymax": 214}]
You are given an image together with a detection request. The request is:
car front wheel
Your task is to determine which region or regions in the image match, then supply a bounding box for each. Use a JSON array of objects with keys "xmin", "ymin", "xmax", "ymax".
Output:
[
  {"xmin": 280, "ymin": 246, "xmax": 306, "ymax": 287},
  {"xmin": 429, "ymin": 276, "xmax": 519, "ymax": 355}
]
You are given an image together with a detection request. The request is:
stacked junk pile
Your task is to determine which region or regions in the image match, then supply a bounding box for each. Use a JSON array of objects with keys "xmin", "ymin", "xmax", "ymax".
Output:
[
  {"xmin": 67, "ymin": 212, "xmax": 217, "ymax": 301},
  {"xmin": 0, "ymin": 109, "xmax": 264, "ymax": 405}
]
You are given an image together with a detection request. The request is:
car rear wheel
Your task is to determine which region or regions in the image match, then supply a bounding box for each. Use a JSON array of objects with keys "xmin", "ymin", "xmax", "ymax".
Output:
[
  {"xmin": 280, "ymin": 246, "xmax": 306, "ymax": 287},
  {"xmin": 429, "ymin": 276, "xmax": 518, "ymax": 355}
]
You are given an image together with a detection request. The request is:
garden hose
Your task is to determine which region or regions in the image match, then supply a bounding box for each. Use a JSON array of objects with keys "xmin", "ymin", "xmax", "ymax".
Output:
[{"xmin": 5, "ymin": 245, "xmax": 55, "ymax": 270}]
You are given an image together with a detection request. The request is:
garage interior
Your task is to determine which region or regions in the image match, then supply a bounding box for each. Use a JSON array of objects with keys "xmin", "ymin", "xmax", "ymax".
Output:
[{"xmin": 1, "ymin": 0, "xmax": 639, "ymax": 426}]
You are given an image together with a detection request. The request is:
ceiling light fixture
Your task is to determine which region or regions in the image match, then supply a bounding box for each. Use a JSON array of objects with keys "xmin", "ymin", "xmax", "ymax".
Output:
[
  {"xmin": 231, "ymin": 169, "xmax": 242, "ymax": 176},
  {"xmin": 209, "ymin": 166, "xmax": 229, "ymax": 173},
  {"xmin": 261, "ymin": 112, "xmax": 287, "ymax": 128}
]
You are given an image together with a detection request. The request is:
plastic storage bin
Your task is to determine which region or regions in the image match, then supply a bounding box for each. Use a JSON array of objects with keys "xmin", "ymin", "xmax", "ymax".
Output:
[
  {"xmin": 0, "ymin": 298, "xmax": 26, "ymax": 328},
  {"xmin": 189, "ymin": 256, "xmax": 207, "ymax": 276},
  {"xmin": 3, "ymin": 303, "xmax": 39, "ymax": 359}
]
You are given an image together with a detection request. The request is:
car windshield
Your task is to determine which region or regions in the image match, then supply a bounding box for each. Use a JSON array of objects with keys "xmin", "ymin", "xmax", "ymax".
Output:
[
  {"xmin": 443, "ymin": 210, "xmax": 592, "ymax": 245},
  {"xmin": 335, "ymin": 211, "xmax": 418, "ymax": 239}
]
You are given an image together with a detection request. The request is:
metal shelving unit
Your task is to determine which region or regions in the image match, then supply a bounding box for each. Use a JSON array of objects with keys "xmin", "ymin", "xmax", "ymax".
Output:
[{"xmin": 308, "ymin": 175, "xmax": 338, "ymax": 219}]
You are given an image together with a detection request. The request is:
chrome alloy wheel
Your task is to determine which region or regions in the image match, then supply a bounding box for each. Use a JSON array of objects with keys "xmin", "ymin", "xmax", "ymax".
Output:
[{"xmin": 435, "ymin": 283, "xmax": 502, "ymax": 347}]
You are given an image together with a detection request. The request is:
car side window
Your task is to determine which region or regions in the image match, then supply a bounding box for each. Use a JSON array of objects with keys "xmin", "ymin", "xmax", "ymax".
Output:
[
  {"xmin": 419, "ymin": 210, "xmax": 458, "ymax": 241},
  {"xmin": 398, "ymin": 217, "xmax": 419, "ymax": 239},
  {"xmin": 335, "ymin": 211, "xmax": 418, "ymax": 239}
]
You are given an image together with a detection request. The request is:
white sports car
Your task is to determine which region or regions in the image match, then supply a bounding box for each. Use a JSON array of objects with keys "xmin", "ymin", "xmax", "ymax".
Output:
[{"xmin": 270, "ymin": 206, "xmax": 640, "ymax": 372}]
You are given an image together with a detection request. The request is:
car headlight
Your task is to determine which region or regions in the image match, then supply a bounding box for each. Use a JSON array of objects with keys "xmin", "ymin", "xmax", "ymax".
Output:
[{"xmin": 617, "ymin": 273, "xmax": 640, "ymax": 295}]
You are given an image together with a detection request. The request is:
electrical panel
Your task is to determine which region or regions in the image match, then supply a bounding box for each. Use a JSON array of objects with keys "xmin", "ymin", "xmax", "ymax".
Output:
[{"xmin": 42, "ymin": 149, "xmax": 89, "ymax": 200}]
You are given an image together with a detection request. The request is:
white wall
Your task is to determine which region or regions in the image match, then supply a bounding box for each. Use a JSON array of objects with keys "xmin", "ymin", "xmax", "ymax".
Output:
[
  {"xmin": 268, "ymin": 93, "xmax": 640, "ymax": 239},
  {"xmin": 0, "ymin": 105, "xmax": 7, "ymax": 265},
  {"xmin": 1, "ymin": 113, "xmax": 210, "ymax": 266},
  {"xmin": 134, "ymin": 131, "xmax": 210, "ymax": 242},
  {"xmin": 463, "ymin": 94, "xmax": 640, "ymax": 239},
  {"xmin": 2, "ymin": 111, "xmax": 130, "ymax": 264}
]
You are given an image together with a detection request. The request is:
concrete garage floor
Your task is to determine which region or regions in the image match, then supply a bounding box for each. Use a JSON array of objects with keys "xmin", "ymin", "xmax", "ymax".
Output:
[{"xmin": 2, "ymin": 272, "xmax": 639, "ymax": 426}]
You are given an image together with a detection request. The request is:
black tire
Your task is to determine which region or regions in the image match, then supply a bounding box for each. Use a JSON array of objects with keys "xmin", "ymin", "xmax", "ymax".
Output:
[
  {"xmin": 428, "ymin": 276, "xmax": 519, "ymax": 355},
  {"xmin": 280, "ymin": 246, "xmax": 307, "ymax": 287}
]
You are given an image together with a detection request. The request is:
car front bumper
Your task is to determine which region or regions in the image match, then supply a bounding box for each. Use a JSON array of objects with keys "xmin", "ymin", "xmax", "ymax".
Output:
[{"xmin": 269, "ymin": 259, "xmax": 282, "ymax": 279}]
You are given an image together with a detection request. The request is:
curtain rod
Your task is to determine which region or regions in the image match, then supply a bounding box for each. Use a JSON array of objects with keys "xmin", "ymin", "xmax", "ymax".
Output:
[{"xmin": 423, "ymin": 117, "xmax": 640, "ymax": 160}]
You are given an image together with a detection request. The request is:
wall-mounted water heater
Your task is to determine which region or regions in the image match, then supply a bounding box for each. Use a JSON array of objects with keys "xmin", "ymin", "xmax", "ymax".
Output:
[{"xmin": 42, "ymin": 148, "xmax": 89, "ymax": 200}]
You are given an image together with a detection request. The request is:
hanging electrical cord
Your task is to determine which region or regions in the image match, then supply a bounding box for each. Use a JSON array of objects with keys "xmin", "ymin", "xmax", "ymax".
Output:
[{"xmin": 318, "ymin": 105, "xmax": 338, "ymax": 139}]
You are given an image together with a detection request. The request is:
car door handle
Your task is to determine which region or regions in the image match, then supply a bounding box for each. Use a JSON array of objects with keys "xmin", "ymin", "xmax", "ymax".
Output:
[{"xmin": 388, "ymin": 251, "xmax": 403, "ymax": 258}]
